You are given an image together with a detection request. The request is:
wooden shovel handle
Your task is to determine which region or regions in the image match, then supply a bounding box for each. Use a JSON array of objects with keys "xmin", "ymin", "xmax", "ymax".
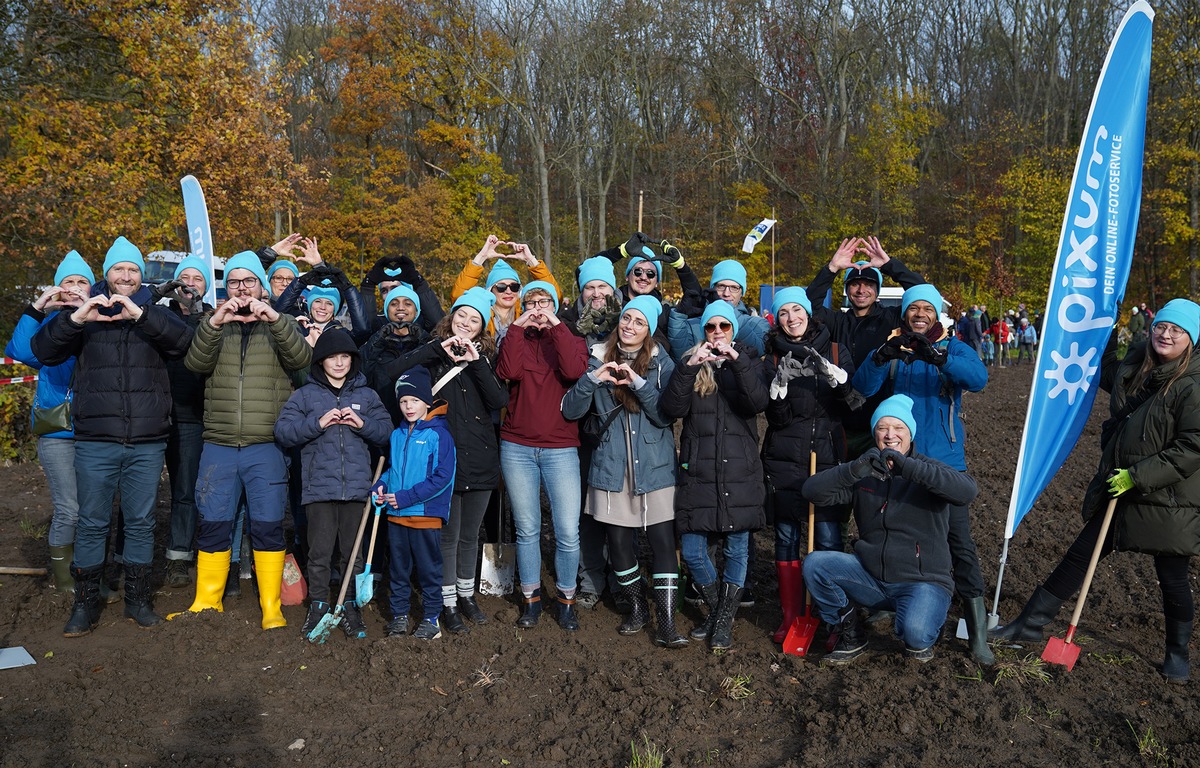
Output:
[
  {"xmin": 1066, "ymin": 497, "xmax": 1119, "ymax": 634},
  {"xmin": 0, "ymin": 567, "xmax": 47, "ymax": 576},
  {"xmin": 331, "ymin": 457, "xmax": 386, "ymax": 609},
  {"xmin": 804, "ymin": 451, "xmax": 817, "ymax": 611}
]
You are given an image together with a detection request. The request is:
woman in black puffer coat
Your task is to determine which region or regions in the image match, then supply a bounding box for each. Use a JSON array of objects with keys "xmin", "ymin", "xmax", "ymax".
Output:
[
  {"xmin": 388, "ymin": 288, "xmax": 509, "ymax": 634},
  {"xmin": 760, "ymin": 287, "xmax": 862, "ymax": 643},
  {"xmin": 662, "ymin": 300, "xmax": 768, "ymax": 650}
]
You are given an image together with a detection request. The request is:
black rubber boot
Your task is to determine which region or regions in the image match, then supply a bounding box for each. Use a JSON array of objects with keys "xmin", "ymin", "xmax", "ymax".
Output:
[
  {"xmin": 689, "ymin": 582, "xmax": 720, "ymax": 640},
  {"xmin": 122, "ymin": 563, "xmax": 163, "ymax": 628},
  {"xmin": 441, "ymin": 605, "xmax": 469, "ymax": 635},
  {"xmin": 652, "ymin": 574, "xmax": 688, "ymax": 649},
  {"xmin": 516, "ymin": 588, "xmax": 542, "ymax": 628},
  {"xmin": 709, "ymin": 582, "xmax": 741, "ymax": 650},
  {"xmin": 301, "ymin": 601, "xmax": 330, "ymax": 635},
  {"xmin": 1163, "ymin": 619, "xmax": 1192, "ymax": 684},
  {"xmin": 825, "ymin": 606, "xmax": 867, "ymax": 663},
  {"xmin": 459, "ymin": 595, "xmax": 489, "ymax": 625},
  {"xmin": 63, "ymin": 565, "xmax": 104, "ymax": 638},
  {"xmin": 224, "ymin": 567, "xmax": 242, "ymax": 599},
  {"xmin": 989, "ymin": 587, "xmax": 1063, "ymax": 642},
  {"xmin": 617, "ymin": 578, "xmax": 649, "ymax": 636},
  {"xmin": 964, "ymin": 596, "xmax": 996, "ymax": 666},
  {"xmin": 556, "ymin": 590, "xmax": 579, "ymax": 632}
]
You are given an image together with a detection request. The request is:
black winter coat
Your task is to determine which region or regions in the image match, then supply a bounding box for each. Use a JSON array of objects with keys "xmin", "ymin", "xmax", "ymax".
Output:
[
  {"xmin": 662, "ymin": 344, "xmax": 768, "ymax": 534},
  {"xmin": 166, "ymin": 302, "xmax": 210, "ymax": 425},
  {"xmin": 360, "ymin": 323, "xmax": 431, "ymax": 425},
  {"xmin": 31, "ymin": 283, "xmax": 193, "ymax": 443},
  {"xmin": 390, "ymin": 339, "xmax": 509, "ymax": 491}
]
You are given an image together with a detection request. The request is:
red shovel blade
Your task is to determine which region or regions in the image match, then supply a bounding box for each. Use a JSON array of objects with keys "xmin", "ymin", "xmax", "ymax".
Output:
[
  {"xmin": 1042, "ymin": 626, "xmax": 1081, "ymax": 671},
  {"xmin": 783, "ymin": 615, "xmax": 821, "ymax": 656}
]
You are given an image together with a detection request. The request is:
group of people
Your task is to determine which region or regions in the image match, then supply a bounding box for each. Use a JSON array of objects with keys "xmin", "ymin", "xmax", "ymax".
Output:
[
  {"xmin": 954, "ymin": 303, "xmax": 1040, "ymax": 367},
  {"xmin": 7, "ymin": 231, "xmax": 1199, "ymax": 679}
]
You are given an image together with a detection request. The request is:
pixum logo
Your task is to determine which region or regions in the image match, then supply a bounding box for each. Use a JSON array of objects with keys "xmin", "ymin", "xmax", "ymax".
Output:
[{"xmin": 191, "ymin": 226, "xmax": 207, "ymax": 259}]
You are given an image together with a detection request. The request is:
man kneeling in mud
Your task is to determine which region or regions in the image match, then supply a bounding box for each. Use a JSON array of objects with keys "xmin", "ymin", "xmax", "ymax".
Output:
[{"xmin": 801, "ymin": 394, "xmax": 978, "ymax": 663}]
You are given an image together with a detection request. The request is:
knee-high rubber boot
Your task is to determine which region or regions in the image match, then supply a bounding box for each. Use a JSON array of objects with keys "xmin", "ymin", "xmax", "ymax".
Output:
[
  {"xmin": 689, "ymin": 582, "xmax": 720, "ymax": 640},
  {"xmin": 773, "ymin": 560, "xmax": 802, "ymax": 644},
  {"xmin": 253, "ymin": 550, "xmax": 287, "ymax": 630},
  {"xmin": 617, "ymin": 576, "xmax": 649, "ymax": 636},
  {"xmin": 963, "ymin": 596, "xmax": 995, "ymax": 666},
  {"xmin": 989, "ymin": 587, "xmax": 1063, "ymax": 642},
  {"xmin": 123, "ymin": 563, "xmax": 163, "ymax": 628},
  {"xmin": 63, "ymin": 565, "xmax": 104, "ymax": 638},
  {"xmin": 709, "ymin": 582, "xmax": 742, "ymax": 650},
  {"xmin": 1163, "ymin": 619, "xmax": 1192, "ymax": 684},
  {"xmin": 48, "ymin": 544, "xmax": 74, "ymax": 592},
  {"xmin": 652, "ymin": 574, "xmax": 688, "ymax": 648},
  {"xmin": 185, "ymin": 550, "xmax": 230, "ymax": 614}
]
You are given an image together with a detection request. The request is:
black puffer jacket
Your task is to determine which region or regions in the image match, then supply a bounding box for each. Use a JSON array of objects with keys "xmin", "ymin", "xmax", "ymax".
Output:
[
  {"xmin": 662, "ymin": 343, "xmax": 768, "ymax": 534},
  {"xmin": 389, "ymin": 338, "xmax": 509, "ymax": 491},
  {"xmin": 803, "ymin": 450, "xmax": 978, "ymax": 594},
  {"xmin": 166, "ymin": 302, "xmax": 210, "ymax": 425},
  {"xmin": 31, "ymin": 283, "xmax": 193, "ymax": 443},
  {"xmin": 1081, "ymin": 342, "xmax": 1200, "ymax": 556},
  {"xmin": 360, "ymin": 323, "xmax": 431, "ymax": 425},
  {"xmin": 761, "ymin": 325, "xmax": 858, "ymax": 520}
]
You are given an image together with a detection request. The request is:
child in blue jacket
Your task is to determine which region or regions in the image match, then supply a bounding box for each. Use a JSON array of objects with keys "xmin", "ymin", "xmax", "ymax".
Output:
[
  {"xmin": 275, "ymin": 329, "xmax": 391, "ymax": 638},
  {"xmin": 373, "ymin": 366, "xmax": 456, "ymax": 640}
]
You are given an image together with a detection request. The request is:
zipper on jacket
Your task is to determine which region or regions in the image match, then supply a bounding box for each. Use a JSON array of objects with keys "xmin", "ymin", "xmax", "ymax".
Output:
[{"xmin": 338, "ymin": 392, "xmax": 346, "ymax": 501}]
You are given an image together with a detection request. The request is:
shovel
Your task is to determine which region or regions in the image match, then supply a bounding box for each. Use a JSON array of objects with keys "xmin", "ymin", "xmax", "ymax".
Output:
[
  {"xmin": 354, "ymin": 500, "xmax": 386, "ymax": 608},
  {"xmin": 479, "ymin": 485, "xmax": 514, "ymax": 596},
  {"xmin": 783, "ymin": 452, "xmax": 821, "ymax": 656},
  {"xmin": 1041, "ymin": 497, "xmax": 1118, "ymax": 671},
  {"xmin": 307, "ymin": 457, "xmax": 385, "ymax": 645}
]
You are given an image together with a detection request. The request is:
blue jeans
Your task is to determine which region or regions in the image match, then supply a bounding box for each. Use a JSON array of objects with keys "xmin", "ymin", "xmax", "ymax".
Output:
[
  {"xmin": 38, "ymin": 437, "xmax": 78, "ymax": 548},
  {"xmin": 500, "ymin": 441, "xmax": 581, "ymax": 594},
  {"xmin": 166, "ymin": 421, "xmax": 204, "ymax": 560},
  {"xmin": 775, "ymin": 518, "xmax": 842, "ymax": 561},
  {"xmin": 803, "ymin": 551, "xmax": 951, "ymax": 650},
  {"xmin": 195, "ymin": 442, "xmax": 288, "ymax": 553},
  {"xmin": 73, "ymin": 441, "xmax": 166, "ymax": 569},
  {"xmin": 681, "ymin": 531, "xmax": 749, "ymax": 588}
]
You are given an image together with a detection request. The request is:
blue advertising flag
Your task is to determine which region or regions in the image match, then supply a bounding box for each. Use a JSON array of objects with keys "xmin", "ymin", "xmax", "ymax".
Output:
[
  {"xmin": 180, "ymin": 175, "xmax": 216, "ymax": 305},
  {"xmin": 1004, "ymin": 2, "xmax": 1154, "ymax": 539}
]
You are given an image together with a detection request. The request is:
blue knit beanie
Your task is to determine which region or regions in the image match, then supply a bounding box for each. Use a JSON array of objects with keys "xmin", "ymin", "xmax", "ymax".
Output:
[
  {"xmin": 709, "ymin": 260, "xmax": 747, "ymax": 291},
  {"xmin": 843, "ymin": 261, "xmax": 883, "ymax": 292},
  {"xmin": 305, "ymin": 286, "xmax": 342, "ymax": 316},
  {"xmin": 770, "ymin": 286, "xmax": 812, "ymax": 320},
  {"xmin": 625, "ymin": 255, "xmax": 663, "ymax": 280},
  {"xmin": 395, "ymin": 365, "xmax": 434, "ymax": 407},
  {"xmin": 1153, "ymin": 298, "xmax": 1200, "ymax": 345},
  {"xmin": 520, "ymin": 280, "xmax": 559, "ymax": 312},
  {"xmin": 224, "ymin": 251, "xmax": 268, "ymax": 290},
  {"xmin": 901, "ymin": 284, "xmax": 943, "ymax": 317},
  {"xmin": 267, "ymin": 260, "xmax": 298, "ymax": 282},
  {"xmin": 701, "ymin": 300, "xmax": 740, "ymax": 337},
  {"xmin": 452, "ymin": 286, "xmax": 496, "ymax": 325},
  {"xmin": 54, "ymin": 250, "xmax": 95, "ymax": 286},
  {"xmin": 173, "ymin": 256, "xmax": 209, "ymax": 290},
  {"xmin": 384, "ymin": 283, "xmax": 422, "ymax": 320},
  {"xmin": 622, "ymin": 295, "xmax": 662, "ymax": 337},
  {"xmin": 485, "ymin": 260, "xmax": 521, "ymax": 290},
  {"xmin": 102, "ymin": 236, "xmax": 145, "ymax": 276},
  {"xmin": 577, "ymin": 256, "xmax": 617, "ymax": 291},
  {"xmin": 871, "ymin": 394, "xmax": 917, "ymax": 441}
]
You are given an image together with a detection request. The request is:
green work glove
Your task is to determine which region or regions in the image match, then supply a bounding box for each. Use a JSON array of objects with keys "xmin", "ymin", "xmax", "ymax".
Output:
[{"xmin": 1107, "ymin": 468, "xmax": 1134, "ymax": 497}]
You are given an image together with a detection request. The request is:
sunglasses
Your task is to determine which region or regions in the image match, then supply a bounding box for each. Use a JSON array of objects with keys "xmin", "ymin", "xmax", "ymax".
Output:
[
  {"xmin": 704, "ymin": 321, "xmax": 732, "ymax": 332},
  {"xmin": 492, "ymin": 283, "xmax": 520, "ymax": 293},
  {"xmin": 631, "ymin": 268, "xmax": 658, "ymax": 279}
]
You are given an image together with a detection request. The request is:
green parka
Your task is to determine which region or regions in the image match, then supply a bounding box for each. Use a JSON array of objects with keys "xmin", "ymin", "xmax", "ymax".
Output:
[
  {"xmin": 185, "ymin": 314, "xmax": 312, "ymax": 447},
  {"xmin": 1082, "ymin": 342, "xmax": 1200, "ymax": 555}
]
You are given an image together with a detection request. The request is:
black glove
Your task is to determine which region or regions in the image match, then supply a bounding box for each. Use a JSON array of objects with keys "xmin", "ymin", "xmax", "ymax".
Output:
[
  {"xmin": 906, "ymin": 333, "xmax": 947, "ymax": 367},
  {"xmin": 299, "ymin": 263, "xmax": 335, "ymax": 287},
  {"xmin": 872, "ymin": 335, "xmax": 911, "ymax": 366},
  {"xmin": 850, "ymin": 447, "xmax": 883, "ymax": 480},
  {"xmin": 879, "ymin": 448, "xmax": 908, "ymax": 475},
  {"xmin": 148, "ymin": 280, "xmax": 203, "ymax": 314},
  {"xmin": 675, "ymin": 289, "xmax": 706, "ymax": 319},
  {"xmin": 364, "ymin": 256, "xmax": 421, "ymax": 288},
  {"xmin": 619, "ymin": 232, "xmax": 655, "ymax": 261},
  {"xmin": 660, "ymin": 240, "xmax": 684, "ymax": 268}
]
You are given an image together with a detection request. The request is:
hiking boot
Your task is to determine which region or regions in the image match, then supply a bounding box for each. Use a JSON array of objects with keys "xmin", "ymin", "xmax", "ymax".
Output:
[
  {"xmin": 684, "ymin": 579, "xmax": 705, "ymax": 606},
  {"xmin": 342, "ymin": 600, "xmax": 367, "ymax": 639},
  {"xmin": 459, "ymin": 595, "xmax": 489, "ymax": 625},
  {"xmin": 441, "ymin": 605, "xmax": 469, "ymax": 635},
  {"xmin": 989, "ymin": 587, "xmax": 1063, "ymax": 643},
  {"xmin": 165, "ymin": 559, "xmax": 192, "ymax": 588},
  {"xmin": 301, "ymin": 601, "xmax": 330, "ymax": 635},
  {"xmin": 556, "ymin": 590, "xmax": 580, "ymax": 632},
  {"xmin": 689, "ymin": 582, "xmax": 719, "ymax": 640},
  {"xmin": 63, "ymin": 565, "xmax": 104, "ymax": 638},
  {"xmin": 736, "ymin": 584, "xmax": 756, "ymax": 608},
  {"xmin": 905, "ymin": 646, "xmax": 935, "ymax": 663},
  {"xmin": 710, "ymin": 582, "xmax": 741, "ymax": 650},
  {"xmin": 575, "ymin": 591, "xmax": 602, "ymax": 610},
  {"xmin": 386, "ymin": 615, "xmax": 410, "ymax": 637},
  {"xmin": 517, "ymin": 588, "xmax": 542, "ymax": 628},
  {"xmin": 825, "ymin": 607, "xmax": 867, "ymax": 664},
  {"xmin": 413, "ymin": 618, "xmax": 442, "ymax": 640},
  {"xmin": 122, "ymin": 563, "xmax": 163, "ymax": 629}
]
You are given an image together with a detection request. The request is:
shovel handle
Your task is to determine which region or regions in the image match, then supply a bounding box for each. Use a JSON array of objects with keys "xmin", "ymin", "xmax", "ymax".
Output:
[
  {"xmin": 803, "ymin": 451, "xmax": 818, "ymax": 612},
  {"xmin": 331, "ymin": 457, "xmax": 386, "ymax": 610},
  {"xmin": 1066, "ymin": 497, "xmax": 1118, "ymax": 631},
  {"xmin": 363, "ymin": 502, "xmax": 384, "ymax": 566}
]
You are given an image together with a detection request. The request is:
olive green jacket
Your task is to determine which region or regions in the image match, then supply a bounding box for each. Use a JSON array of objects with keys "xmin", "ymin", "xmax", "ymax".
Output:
[{"xmin": 185, "ymin": 314, "xmax": 311, "ymax": 447}]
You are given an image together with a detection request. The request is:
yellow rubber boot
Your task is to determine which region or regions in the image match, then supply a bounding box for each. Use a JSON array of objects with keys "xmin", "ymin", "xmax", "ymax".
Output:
[
  {"xmin": 186, "ymin": 550, "xmax": 230, "ymax": 615},
  {"xmin": 254, "ymin": 550, "xmax": 287, "ymax": 630}
]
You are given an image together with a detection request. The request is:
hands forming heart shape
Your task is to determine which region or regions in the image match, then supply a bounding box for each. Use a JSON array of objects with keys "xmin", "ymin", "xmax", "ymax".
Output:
[
  {"xmin": 71, "ymin": 294, "xmax": 142, "ymax": 324},
  {"xmin": 320, "ymin": 407, "xmax": 363, "ymax": 429}
]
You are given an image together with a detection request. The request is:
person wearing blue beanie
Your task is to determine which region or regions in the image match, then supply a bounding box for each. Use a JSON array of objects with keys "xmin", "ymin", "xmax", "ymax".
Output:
[
  {"xmin": 304, "ymin": 286, "xmax": 343, "ymax": 336},
  {"xmin": 450, "ymin": 286, "xmax": 496, "ymax": 328},
  {"xmin": 173, "ymin": 256, "xmax": 209, "ymax": 293},
  {"xmin": 384, "ymin": 284, "xmax": 422, "ymax": 325},
  {"xmin": 450, "ymin": 235, "xmax": 561, "ymax": 340},
  {"xmin": 700, "ymin": 300, "xmax": 740, "ymax": 339},
  {"xmin": 901, "ymin": 284, "xmax": 944, "ymax": 319},
  {"xmin": 54, "ymin": 250, "xmax": 95, "ymax": 288},
  {"xmin": 621, "ymin": 295, "xmax": 662, "ymax": 338},
  {"xmin": 520, "ymin": 280, "xmax": 559, "ymax": 313},
  {"xmin": 224, "ymin": 251, "xmax": 269, "ymax": 292},
  {"xmin": 267, "ymin": 261, "xmax": 299, "ymax": 300},
  {"xmin": 709, "ymin": 260, "xmax": 747, "ymax": 293},
  {"xmin": 102, "ymin": 236, "xmax": 146, "ymax": 277},
  {"xmin": 485, "ymin": 260, "xmax": 521, "ymax": 290},
  {"xmin": 1151, "ymin": 298, "xmax": 1200, "ymax": 347},
  {"xmin": 870, "ymin": 394, "xmax": 917, "ymax": 440},
  {"xmin": 770, "ymin": 286, "xmax": 812, "ymax": 321},
  {"xmin": 578, "ymin": 256, "xmax": 618, "ymax": 292}
]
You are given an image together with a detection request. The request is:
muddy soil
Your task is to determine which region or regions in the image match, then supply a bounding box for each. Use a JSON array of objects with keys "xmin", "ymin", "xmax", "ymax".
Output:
[{"xmin": 0, "ymin": 363, "xmax": 1196, "ymax": 767}]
